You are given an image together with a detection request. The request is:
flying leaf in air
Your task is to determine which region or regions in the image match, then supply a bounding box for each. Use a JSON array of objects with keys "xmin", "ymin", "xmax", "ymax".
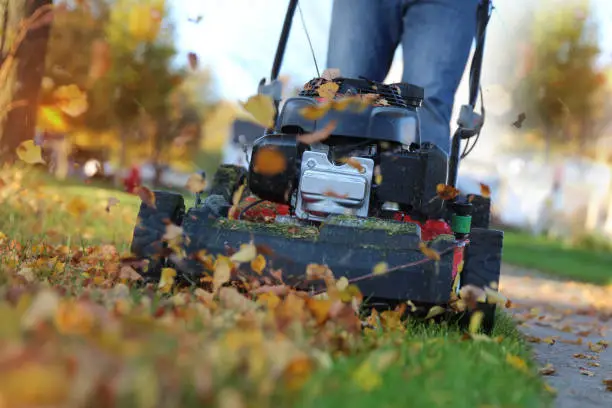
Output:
[
  {"xmin": 240, "ymin": 94, "xmax": 276, "ymax": 129},
  {"xmin": 88, "ymin": 39, "xmax": 111, "ymax": 81},
  {"xmin": 135, "ymin": 186, "xmax": 156, "ymax": 209},
  {"xmin": 230, "ymin": 241, "xmax": 257, "ymax": 263},
  {"xmin": 299, "ymin": 102, "xmax": 332, "ymax": 120},
  {"xmin": 158, "ymin": 267, "xmax": 176, "ymax": 293},
  {"xmin": 424, "ymin": 305, "xmax": 446, "ymax": 320},
  {"xmin": 16, "ymin": 140, "xmax": 45, "ymax": 164},
  {"xmin": 52, "ymin": 84, "xmax": 88, "ymax": 117},
  {"xmin": 321, "ymin": 68, "xmax": 340, "ymax": 80},
  {"xmin": 297, "ymin": 120, "xmax": 337, "ymax": 145},
  {"xmin": 253, "ymin": 146, "xmax": 287, "ymax": 176},
  {"xmin": 512, "ymin": 112, "xmax": 526, "ymax": 128},
  {"xmin": 250, "ymin": 254, "xmax": 266, "ymax": 275},
  {"xmin": 187, "ymin": 52, "xmax": 199, "ymax": 70},
  {"xmin": 213, "ymin": 256, "xmax": 231, "ymax": 293},
  {"xmin": 185, "ymin": 173, "xmax": 206, "ymax": 193},
  {"xmin": 372, "ymin": 262, "xmax": 388, "ymax": 276},
  {"xmin": 418, "ymin": 242, "xmax": 441, "ymax": 261},
  {"xmin": 479, "ymin": 183, "xmax": 491, "ymax": 198},
  {"xmin": 436, "ymin": 184, "xmax": 459, "ymax": 201}
]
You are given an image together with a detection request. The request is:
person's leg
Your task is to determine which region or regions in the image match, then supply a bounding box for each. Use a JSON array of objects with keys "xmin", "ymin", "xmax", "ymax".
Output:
[
  {"xmin": 400, "ymin": 0, "xmax": 480, "ymax": 153},
  {"xmin": 326, "ymin": 0, "xmax": 403, "ymax": 82}
]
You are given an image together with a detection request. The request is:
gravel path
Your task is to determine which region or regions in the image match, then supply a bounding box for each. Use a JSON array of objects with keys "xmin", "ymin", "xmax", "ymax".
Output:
[{"xmin": 500, "ymin": 265, "xmax": 612, "ymax": 408}]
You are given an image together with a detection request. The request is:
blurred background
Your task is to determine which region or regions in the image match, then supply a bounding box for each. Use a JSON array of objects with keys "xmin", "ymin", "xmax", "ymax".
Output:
[{"xmin": 2, "ymin": 0, "xmax": 612, "ymax": 252}]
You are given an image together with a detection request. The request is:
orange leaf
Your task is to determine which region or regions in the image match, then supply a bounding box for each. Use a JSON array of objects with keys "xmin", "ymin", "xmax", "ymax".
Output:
[
  {"xmin": 306, "ymin": 298, "xmax": 333, "ymax": 325},
  {"xmin": 338, "ymin": 157, "xmax": 365, "ymax": 173},
  {"xmin": 418, "ymin": 242, "xmax": 441, "ymax": 261},
  {"xmin": 323, "ymin": 190, "xmax": 349, "ymax": 199},
  {"xmin": 253, "ymin": 146, "xmax": 287, "ymax": 176},
  {"xmin": 88, "ymin": 39, "xmax": 111, "ymax": 81},
  {"xmin": 297, "ymin": 121, "xmax": 337, "ymax": 145},
  {"xmin": 479, "ymin": 183, "xmax": 491, "ymax": 198},
  {"xmin": 52, "ymin": 84, "xmax": 88, "ymax": 117},
  {"xmin": 306, "ymin": 263, "xmax": 333, "ymax": 280},
  {"xmin": 135, "ymin": 186, "xmax": 156, "ymax": 209},
  {"xmin": 250, "ymin": 254, "xmax": 266, "ymax": 275},
  {"xmin": 436, "ymin": 184, "xmax": 459, "ymax": 201}
]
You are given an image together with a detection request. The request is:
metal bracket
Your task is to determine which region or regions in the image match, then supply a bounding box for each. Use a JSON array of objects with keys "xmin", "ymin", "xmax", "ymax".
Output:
[{"xmin": 456, "ymin": 104, "xmax": 483, "ymax": 139}]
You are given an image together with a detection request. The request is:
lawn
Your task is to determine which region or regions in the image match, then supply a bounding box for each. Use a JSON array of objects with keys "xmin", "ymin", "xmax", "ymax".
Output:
[
  {"xmin": 501, "ymin": 229, "xmax": 612, "ymax": 286},
  {"xmin": 0, "ymin": 166, "xmax": 552, "ymax": 407}
]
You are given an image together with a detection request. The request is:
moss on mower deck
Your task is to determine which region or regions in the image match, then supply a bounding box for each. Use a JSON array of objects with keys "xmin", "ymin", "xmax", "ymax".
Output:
[
  {"xmin": 214, "ymin": 218, "xmax": 320, "ymax": 240},
  {"xmin": 324, "ymin": 215, "xmax": 420, "ymax": 235}
]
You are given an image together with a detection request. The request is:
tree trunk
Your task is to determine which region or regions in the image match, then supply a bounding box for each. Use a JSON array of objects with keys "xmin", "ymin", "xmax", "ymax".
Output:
[{"xmin": 0, "ymin": 0, "xmax": 53, "ymax": 164}]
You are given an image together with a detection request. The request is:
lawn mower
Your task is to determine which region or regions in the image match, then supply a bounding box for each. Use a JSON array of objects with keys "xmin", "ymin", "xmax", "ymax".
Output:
[{"xmin": 130, "ymin": 0, "xmax": 504, "ymax": 332}]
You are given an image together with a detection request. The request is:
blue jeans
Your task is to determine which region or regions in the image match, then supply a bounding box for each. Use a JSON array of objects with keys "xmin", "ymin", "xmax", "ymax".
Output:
[{"xmin": 326, "ymin": 0, "xmax": 480, "ymax": 154}]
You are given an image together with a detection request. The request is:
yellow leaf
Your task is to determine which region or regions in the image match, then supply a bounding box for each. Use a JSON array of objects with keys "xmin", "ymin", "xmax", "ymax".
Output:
[
  {"xmin": 419, "ymin": 242, "xmax": 441, "ymax": 261},
  {"xmin": 257, "ymin": 292, "xmax": 281, "ymax": 309},
  {"xmin": 158, "ymin": 267, "xmax": 176, "ymax": 293},
  {"xmin": 336, "ymin": 276, "xmax": 349, "ymax": 291},
  {"xmin": 240, "ymin": 94, "xmax": 276, "ymax": 128},
  {"xmin": 230, "ymin": 242, "xmax": 257, "ymax": 263},
  {"xmin": 54, "ymin": 300, "xmax": 94, "ymax": 335},
  {"xmin": 128, "ymin": 4, "xmax": 162, "ymax": 41},
  {"xmin": 228, "ymin": 182, "xmax": 246, "ymax": 219},
  {"xmin": 213, "ymin": 256, "xmax": 231, "ymax": 292},
  {"xmin": 16, "ymin": 140, "xmax": 45, "ymax": 165},
  {"xmin": 424, "ymin": 305, "xmax": 446, "ymax": 320},
  {"xmin": 372, "ymin": 262, "xmax": 388, "ymax": 276},
  {"xmin": 484, "ymin": 286, "xmax": 510, "ymax": 307},
  {"xmin": 505, "ymin": 354, "xmax": 529, "ymax": 374},
  {"xmin": 299, "ymin": 102, "xmax": 332, "ymax": 120},
  {"xmin": 306, "ymin": 298, "xmax": 332, "ymax": 324},
  {"xmin": 38, "ymin": 106, "xmax": 67, "ymax": 132},
  {"xmin": 317, "ymin": 82, "xmax": 339, "ymax": 100},
  {"xmin": 250, "ymin": 254, "xmax": 266, "ymax": 275},
  {"xmin": 53, "ymin": 84, "xmax": 88, "ymax": 117},
  {"xmin": 469, "ymin": 310, "xmax": 484, "ymax": 334},
  {"xmin": 185, "ymin": 173, "xmax": 206, "ymax": 193},
  {"xmin": 352, "ymin": 361, "xmax": 382, "ymax": 391}
]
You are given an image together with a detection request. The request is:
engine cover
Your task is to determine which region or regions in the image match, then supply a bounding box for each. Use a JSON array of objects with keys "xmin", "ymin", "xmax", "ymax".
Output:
[{"xmin": 295, "ymin": 151, "xmax": 374, "ymax": 221}]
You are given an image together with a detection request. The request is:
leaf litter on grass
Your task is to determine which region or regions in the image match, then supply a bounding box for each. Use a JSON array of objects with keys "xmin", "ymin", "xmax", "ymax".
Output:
[{"xmin": 0, "ymin": 166, "xmax": 552, "ymax": 407}]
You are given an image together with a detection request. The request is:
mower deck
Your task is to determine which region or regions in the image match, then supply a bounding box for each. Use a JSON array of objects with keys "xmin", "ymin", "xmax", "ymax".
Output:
[{"xmin": 181, "ymin": 211, "xmax": 459, "ymax": 304}]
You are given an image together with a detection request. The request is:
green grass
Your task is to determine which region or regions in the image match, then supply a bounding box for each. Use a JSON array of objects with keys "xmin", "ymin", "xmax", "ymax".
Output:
[
  {"xmin": 501, "ymin": 229, "xmax": 612, "ymax": 285},
  {"xmin": 0, "ymin": 167, "xmax": 553, "ymax": 407}
]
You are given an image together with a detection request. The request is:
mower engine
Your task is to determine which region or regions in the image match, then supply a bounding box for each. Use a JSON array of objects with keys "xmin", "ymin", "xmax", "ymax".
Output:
[{"xmin": 248, "ymin": 77, "xmax": 449, "ymax": 222}]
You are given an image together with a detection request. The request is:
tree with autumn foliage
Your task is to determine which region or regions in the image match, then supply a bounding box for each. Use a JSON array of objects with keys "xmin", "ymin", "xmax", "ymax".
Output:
[
  {"xmin": 513, "ymin": 0, "xmax": 608, "ymax": 157},
  {"xmin": 0, "ymin": 0, "xmax": 54, "ymax": 164}
]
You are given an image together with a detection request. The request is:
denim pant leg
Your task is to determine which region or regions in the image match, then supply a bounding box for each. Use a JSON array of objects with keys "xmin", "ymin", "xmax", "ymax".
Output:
[
  {"xmin": 400, "ymin": 0, "xmax": 480, "ymax": 154},
  {"xmin": 326, "ymin": 0, "xmax": 403, "ymax": 82}
]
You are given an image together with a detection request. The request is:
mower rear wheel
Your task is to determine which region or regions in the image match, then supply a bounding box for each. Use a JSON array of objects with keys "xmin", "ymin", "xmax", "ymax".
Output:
[
  {"xmin": 130, "ymin": 190, "xmax": 185, "ymax": 281},
  {"xmin": 458, "ymin": 227, "xmax": 504, "ymax": 334}
]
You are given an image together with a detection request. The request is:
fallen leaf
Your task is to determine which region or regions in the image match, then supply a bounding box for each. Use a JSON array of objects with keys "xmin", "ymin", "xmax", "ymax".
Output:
[
  {"xmin": 436, "ymin": 184, "xmax": 459, "ymax": 201},
  {"xmin": 338, "ymin": 157, "xmax": 365, "ymax": 173},
  {"xmin": 372, "ymin": 262, "xmax": 388, "ymax": 276},
  {"xmin": 16, "ymin": 140, "xmax": 45, "ymax": 164},
  {"xmin": 479, "ymin": 183, "xmax": 491, "ymax": 198},
  {"xmin": 588, "ymin": 362, "xmax": 600, "ymax": 368},
  {"xmin": 579, "ymin": 367, "xmax": 594, "ymax": 377},
  {"xmin": 469, "ymin": 310, "xmax": 484, "ymax": 333},
  {"xmin": 250, "ymin": 254, "xmax": 266, "ymax": 275},
  {"xmin": 253, "ymin": 146, "xmax": 287, "ymax": 176},
  {"xmin": 230, "ymin": 242, "xmax": 257, "ymax": 263},
  {"xmin": 66, "ymin": 197, "xmax": 89, "ymax": 217},
  {"xmin": 185, "ymin": 173, "xmax": 206, "ymax": 193},
  {"xmin": 603, "ymin": 378, "xmax": 612, "ymax": 391},
  {"xmin": 158, "ymin": 268, "xmax": 176, "ymax": 293},
  {"xmin": 573, "ymin": 353, "xmax": 597, "ymax": 360},
  {"xmin": 213, "ymin": 257, "xmax": 231, "ymax": 293},
  {"xmin": 119, "ymin": 266, "xmax": 142, "ymax": 281},
  {"xmin": 241, "ymin": 94, "xmax": 276, "ymax": 129},
  {"xmin": 135, "ymin": 186, "xmax": 156, "ymax": 209},
  {"xmin": 539, "ymin": 363, "xmax": 556, "ymax": 375},
  {"xmin": 317, "ymin": 82, "xmax": 339, "ymax": 100},
  {"xmin": 560, "ymin": 337, "xmax": 583, "ymax": 345},
  {"xmin": 588, "ymin": 341, "xmax": 607, "ymax": 353},
  {"xmin": 506, "ymin": 354, "xmax": 529, "ymax": 374},
  {"xmin": 418, "ymin": 242, "xmax": 441, "ymax": 261},
  {"xmin": 296, "ymin": 120, "xmax": 337, "ymax": 145},
  {"xmin": 424, "ymin": 305, "xmax": 446, "ymax": 320}
]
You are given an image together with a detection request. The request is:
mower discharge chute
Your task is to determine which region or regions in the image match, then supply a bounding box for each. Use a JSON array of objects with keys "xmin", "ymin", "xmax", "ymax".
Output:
[{"xmin": 129, "ymin": 0, "xmax": 504, "ymax": 332}]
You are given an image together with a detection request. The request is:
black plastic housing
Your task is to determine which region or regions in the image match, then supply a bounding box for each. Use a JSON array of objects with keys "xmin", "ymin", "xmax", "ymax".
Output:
[
  {"xmin": 248, "ymin": 133, "xmax": 299, "ymax": 204},
  {"xmin": 376, "ymin": 142, "xmax": 449, "ymax": 218}
]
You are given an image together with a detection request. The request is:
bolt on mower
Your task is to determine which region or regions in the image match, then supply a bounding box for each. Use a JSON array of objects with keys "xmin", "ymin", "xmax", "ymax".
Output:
[{"xmin": 129, "ymin": 0, "xmax": 505, "ymax": 333}]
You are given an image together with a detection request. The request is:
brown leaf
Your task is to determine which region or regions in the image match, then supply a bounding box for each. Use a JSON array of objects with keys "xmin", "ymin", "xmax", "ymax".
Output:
[
  {"xmin": 253, "ymin": 146, "xmax": 287, "ymax": 176},
  {"xmin": 88, "ymin": 39, "xmax": 111, "ymax": 81},
  {"xmin": 436, "ymin": 184, "xmax": 459, "ymax": 201},
  {"xmin": 306, "ymin": 263, "xmax": 333, "ymax": 280},
  {"xmin": 539, "ymin": 363, "xmax": 556, "ymax": 376},
  {"xmin": 297, "ymin": 121, "xmax": 337, "ymax": 145},
  {"xmin": 512, "ymin": 112, "xmax": 526, "ymax": 128},
  {"xmin": 135, "ymin": 186, "xmax": 156, "ymax": 209},
  {"xmin": 321, "ymin": 68, "xmax": 341, "ymax": 81},
  {"xmin": 105, "ymin": 197, "xmax": 120, "ymax": 212},
  {"xmin": 418, "ymin": 242, "xmax": 441, "ymax": 261},
  {"xmin": 119, "ymin": 266, "xmax": 142, "ymax": 281},
  {"xmin": 579, "ymin": 367, "xmax": 595, "ymax": 377},
  {"xmin": 603, "ymin": 378, "xmax": 612, "ymax": 391},
  {"xmin": 187, "ymin": 52, "xmax": 199, "ymax": 70}
]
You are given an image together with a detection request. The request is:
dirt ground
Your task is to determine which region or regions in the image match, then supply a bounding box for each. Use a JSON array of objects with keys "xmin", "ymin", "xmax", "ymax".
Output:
[{"xmin": 500, "ymin": 265, "xmax": 612, "ymax": 408}]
